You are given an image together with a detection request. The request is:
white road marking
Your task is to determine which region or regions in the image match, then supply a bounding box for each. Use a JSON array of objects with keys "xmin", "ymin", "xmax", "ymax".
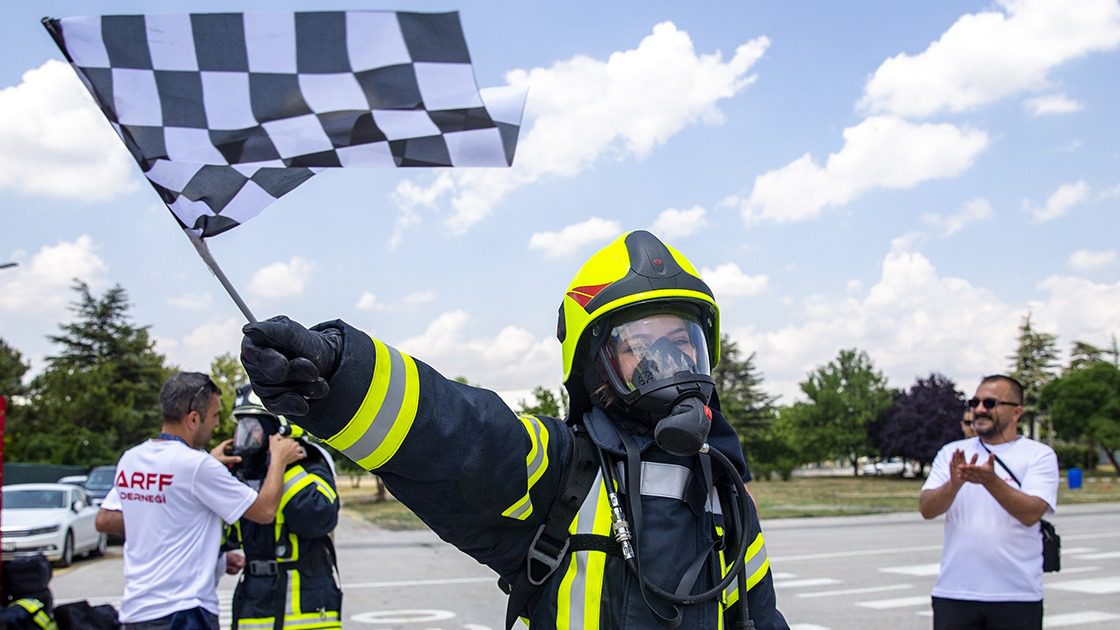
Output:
[
  {"xmin": 1047, "ymin": 565, "xmax": 1099, "ymax": 575},
  {"xmin": 774, "ymin": 577, "xmax": 842, "ymax": 588},
  {"xmin": 1073, "ymin": 551, "xmax": 1120, "ymax": 560},
  {"xmin": 1060, "ymin": 547, "xmax": 1097, "ymax": 554},
  {"xmin": 771, "ymin": 571, "xmax": 799, "ymax": 579},
  {"xmin": 773, "ymin": 544, "xmax": 940, "ymax": 562},
  {"xmin": 1047, "ymin": 576, "xmax": 1120, "ymax": 594},
  {"xmin": 798, "ymin": 584, "xmax": 913, "ymax": 599},
  {"xmin": 1043, "ymin": 611, "xmax": 1120, "ymax": 627},
  {"xmin": 350, "ymin": 609, "xmax": 456, "ymax": 623},
  {"xmin": 789, "ymin": 625, "xmax": 832, "ymax": 630},
  {"xmin": 856, "ymin": 595, "xmax": 930, "ymax": 609},
  {"xmin": 880, "ymin": 563, "xmax": 940, "ymax": 576},
  {"xmin": 345, "ymin": 576, "xmax": 495, "ymax": 589}
]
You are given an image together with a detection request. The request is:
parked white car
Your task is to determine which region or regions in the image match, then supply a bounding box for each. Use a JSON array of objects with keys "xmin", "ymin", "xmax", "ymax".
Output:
[
  {"xmin": 861, "ymin": 458, "xmax": 907, "ymax": 476},
  {"xmin": 1, "ymin": 483, "xmax": 107, "ymax": 566}
]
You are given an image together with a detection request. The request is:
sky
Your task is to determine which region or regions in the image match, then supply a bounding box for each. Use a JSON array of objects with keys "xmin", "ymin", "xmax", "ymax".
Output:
[{"xmin": 2, "ymin": 0, "xmax": 1119, "ymax": 408}]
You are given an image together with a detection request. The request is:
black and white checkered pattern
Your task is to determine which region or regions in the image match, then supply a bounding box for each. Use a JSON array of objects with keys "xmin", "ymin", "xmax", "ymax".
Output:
[{"xmin": 43, "ymin": 11, "xmax": 525, "ymax": 237}]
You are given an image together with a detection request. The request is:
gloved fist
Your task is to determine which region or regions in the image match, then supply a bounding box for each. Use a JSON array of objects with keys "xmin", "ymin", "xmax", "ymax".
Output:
[{"xmin": 240, "ymin": 315, "xmax": 342, "ymax": 417}]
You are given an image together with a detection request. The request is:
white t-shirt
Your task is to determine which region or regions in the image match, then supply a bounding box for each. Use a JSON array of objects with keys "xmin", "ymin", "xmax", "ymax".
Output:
[
  {"xmin": 922, "ymin": 436, "xmax": 1059, "ymax": 602},
  {"xmin": 101, "ymin": 439, "xmax": 257, "ymax": 622}
]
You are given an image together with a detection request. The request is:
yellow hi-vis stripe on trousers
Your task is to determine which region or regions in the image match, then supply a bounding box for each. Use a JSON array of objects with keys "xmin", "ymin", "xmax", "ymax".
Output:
[{"xmin": 325, "ymin": 337, "xmax": 419, "ymax": 470}]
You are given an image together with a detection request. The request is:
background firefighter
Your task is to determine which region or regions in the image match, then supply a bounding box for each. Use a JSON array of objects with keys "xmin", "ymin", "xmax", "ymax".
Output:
[{"xmin": 225, "ymin": 385, "xmax": 343, "ymax": 630}]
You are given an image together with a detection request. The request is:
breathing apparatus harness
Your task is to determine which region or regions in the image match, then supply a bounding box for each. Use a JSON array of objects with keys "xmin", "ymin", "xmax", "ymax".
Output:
[{"xmin": 504, "ymin": 341, "xmax": 755, "ymax": 629}]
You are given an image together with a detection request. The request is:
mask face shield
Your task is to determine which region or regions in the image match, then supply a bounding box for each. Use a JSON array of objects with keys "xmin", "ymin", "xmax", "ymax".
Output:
[
  {"xmin": 233, "ymin": 414, "xmax": 275, "ymax": 456},
  {"xmin": 600, "ymin": 306, "xmax": 711, "ymax": 400}
]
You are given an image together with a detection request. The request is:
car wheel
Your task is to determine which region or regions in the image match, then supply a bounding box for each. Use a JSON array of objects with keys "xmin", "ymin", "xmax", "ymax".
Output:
[
  {"xmin": 56, "ymin": 530, "xmax": 74, "ymax": 567},
  {"xmin": 92, "ymin": 532, "xmax": 108, "ymax": 557}
]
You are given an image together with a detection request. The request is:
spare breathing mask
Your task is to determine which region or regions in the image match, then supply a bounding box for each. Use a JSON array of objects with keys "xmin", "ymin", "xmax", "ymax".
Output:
[{"xmin": 596, "ymin": 306, "xmax": 715, "ymax": 456}]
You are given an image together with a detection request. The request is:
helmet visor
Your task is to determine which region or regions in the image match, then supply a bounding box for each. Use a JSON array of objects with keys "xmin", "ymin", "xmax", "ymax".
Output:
[
  {"xmin": 233, "ymin": 415, "xmax": 269, "ymax": 455},
  {"xmin": 602, "ymin": 308, "xmax": 711, "ymax": 393}
]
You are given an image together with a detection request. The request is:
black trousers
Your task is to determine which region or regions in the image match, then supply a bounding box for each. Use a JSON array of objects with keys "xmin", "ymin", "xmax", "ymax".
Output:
[{"xmin": 931, "ymin": 596, "xmax": 1043, "ymax": 630}]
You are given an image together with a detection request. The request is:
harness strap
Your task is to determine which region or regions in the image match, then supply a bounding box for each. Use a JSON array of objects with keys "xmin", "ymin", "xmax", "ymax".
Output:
[
  {"xmin": 619, "ymin": 430, "xmax": 683, "ymax": 628},
  {"xmin": 503, "ymin": 427, "xmax": 599, "ymax": 630}
]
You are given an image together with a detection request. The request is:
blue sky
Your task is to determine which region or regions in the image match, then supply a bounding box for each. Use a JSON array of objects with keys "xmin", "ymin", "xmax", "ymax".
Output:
[{"xmin": 2, "ymin": 0, "xmax": 1118, "ymax": 406}]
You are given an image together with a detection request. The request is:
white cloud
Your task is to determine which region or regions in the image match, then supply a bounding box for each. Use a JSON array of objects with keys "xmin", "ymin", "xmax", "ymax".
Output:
[
  {"xmin": 155, "ymin": 316, "xmax": 244, "ymax": 372},
  {"xmin": 354, "ymin": 290, "xmax": 437, "ymax": 312},
  {"xmin": 736, "ymin": 116, "xmax": 988, "ymax": 224},
  {"xmin": 0, "ymin": 235, "xmax": 108, "ymax": 316},
  {"xmin": 922, "ymin": 197, "xmax": 994, "ymax": 236},
  {"xmin": 860, "ymin": 0, "xmax": 1120, "ymax": 118},
  {"xmin": 727, "ymin": 240, "xmax": 1120, "ymax": 401},
  {"xmin": 396, "ymin": 310, "xmax": 559, "ymax": 390},
  {"xmin": 651, "ymin": 205, "xmax": 708, "ymax": 240},
  {"xmin": 394, "ymin": 22, "xmax": 770, "ymax": 234},
  {"xmin": 528, "ymin": 218, "xmax": 621, "ymax": 258},
  {"xmin": 1026, "ymin": 180, "xmax": 1090, "ymax": 223},
  {"xmin": 0, "ymin": 60, "xmax": 138, "ymax": 200},
  {"xmin": 1067, "ymin": 249, "xmax": 1117, "ymax": 272},
  {"xmin": 248, "ymin": 257, "xmax": 316, "ymax": 299},
  {"xmin": 167, "ymin": 292, "xmax": 214, "ymax": 311},
  {"xmin": 1024, "ymin": 93, "xmax": 1084, "ymax": 115},
  {"xmin": 700, "ymin": 262, "xmax": 768, "ymax": 298}
]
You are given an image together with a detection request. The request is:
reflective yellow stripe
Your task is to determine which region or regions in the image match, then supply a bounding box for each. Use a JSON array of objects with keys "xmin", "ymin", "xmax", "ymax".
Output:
[
  {"xmin": 502, "ymin": 415, "xmax": 550, "ymax": 520},
  {"xmin": 325, "ymin": 337, "xmax": 419, "ymax": 470},
  {"xmin": 289, "ymin": 569, "xmax": 300, "ymax": 615},
  {"xmin": 555, "ymin": 471, "xmax": 609, "ymax": 630},
  {"xmin": 12, "ymin": 599, "xmax": 57, "ymax": 630},
  {"xmin": 743, "ymin": 532, "xmax": 770, "ymax": 591}
]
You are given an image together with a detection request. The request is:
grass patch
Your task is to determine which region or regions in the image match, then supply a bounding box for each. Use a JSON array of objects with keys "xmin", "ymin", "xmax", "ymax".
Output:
[{"xmin": 337, "ymin": 472, "xmax": 1120, "ymax": 528}]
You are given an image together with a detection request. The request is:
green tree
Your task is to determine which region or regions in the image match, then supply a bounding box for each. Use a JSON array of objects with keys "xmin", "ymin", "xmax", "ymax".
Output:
[
  {"xmin": 791, "ymin": 348, "xmax": 893, "ymax": 474},
  {"xmin": 0, "ymin": 338, "xmax": 29, "ymax": 398},
  {"xmin": 0, "ymin": 338, "xmax": 30, "ymax": 456},
  {"xmin": 1067, "ymin": 340, "xmax": 1106, "ymax": 373},
  {"xmin": 1040, "ymin": 362, "xmax": 1120, "ymax": 476},
  {"xmin": 712, "ymin": 335, "xmax": 782, "ymax": 474},
  {"xmin": 9, "ymin": 282, "xmax": 171, "ymax": 465},
  {"xmin": 516, "ymin": 386, "xmax": 568, "ymax": 418},
  {"xmin": 210, "ymin": 351, "xmax": 248, "ymax": 444},
  {"xmin": 748, "ymin": 406, "xmax": 801, "ymax": 481},
  {"xmin": 1008, "ymin": 313, "xmax": 1060, "ymax": 441}
]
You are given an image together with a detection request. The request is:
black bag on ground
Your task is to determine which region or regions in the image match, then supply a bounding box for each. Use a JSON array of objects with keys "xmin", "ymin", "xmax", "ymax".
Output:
[
  {"xmin": 1041, "ymin": 518, "xmax": 1061, "ymax": 573},
  {"xmin": 54, "ymin": 600, "xmax": 120, "ymax": 629},
  {"xmin": 1, "ymin": 554, "xmax": 53, "ymax": 610}
]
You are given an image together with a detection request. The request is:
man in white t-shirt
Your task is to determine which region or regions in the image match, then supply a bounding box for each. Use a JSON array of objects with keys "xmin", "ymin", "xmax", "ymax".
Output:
[
  {"xmin": 96, "ymin": 372, "xmax": 305, "ymax": 630},
  {"xmin": 920, "ymin": 374, "xmax": 1059, "ymax": 630}
]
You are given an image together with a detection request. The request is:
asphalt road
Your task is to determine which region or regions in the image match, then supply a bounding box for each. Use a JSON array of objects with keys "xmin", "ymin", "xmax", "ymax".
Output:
[{"xmin": 51, "ymin": 502, "xmax": 1120, "ymax": 629}]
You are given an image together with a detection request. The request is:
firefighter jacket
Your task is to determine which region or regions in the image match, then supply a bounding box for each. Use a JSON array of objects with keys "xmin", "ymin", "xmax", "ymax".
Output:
[
  {"xmin": 298, "ymin": 319, "xmax": 787, "ymax": 629},
  {"xmin": 227, "ymin": 446, "xmax": 342, "ymax": 630}
]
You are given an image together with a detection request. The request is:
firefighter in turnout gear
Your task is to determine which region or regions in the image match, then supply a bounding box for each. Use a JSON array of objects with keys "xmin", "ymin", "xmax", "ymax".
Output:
[
  {"xmin": 240, "ymin": 230, "xmax": 788, "ymax": 629},
  {"xmin": 226, "ymin": 384, "xmax": 342, "ymax": 630}
]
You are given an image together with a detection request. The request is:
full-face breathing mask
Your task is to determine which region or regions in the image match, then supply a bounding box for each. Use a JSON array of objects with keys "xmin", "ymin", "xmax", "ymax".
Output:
[{"xmin": 595, "ymin": 306, "xmax": 715, "ymax": 456}]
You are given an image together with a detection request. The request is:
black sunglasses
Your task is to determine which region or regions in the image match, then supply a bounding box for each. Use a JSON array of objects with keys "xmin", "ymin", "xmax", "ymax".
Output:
[
  {"xmin": 968, "ymin": 397, "xmax": 1020, "ymax": 410},
  {"xmin": 189, "ymin": 378, "xmax": 219, "ymax": 414}
]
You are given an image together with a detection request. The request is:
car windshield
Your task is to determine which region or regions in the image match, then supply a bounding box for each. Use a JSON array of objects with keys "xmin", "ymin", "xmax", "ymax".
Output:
[
  {"xmin": 86, "ymin": 468, "xmax": 115, "ymax": 490},
  {"xmin": 4, "ymin": 489, "xmax": 67, "ymax": 509}
]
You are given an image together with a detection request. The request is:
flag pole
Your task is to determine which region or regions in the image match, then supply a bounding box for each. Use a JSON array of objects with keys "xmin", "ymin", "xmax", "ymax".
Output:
[{"xmin": 184, "ymin": 230, "xmax": 258, "ymax": 324}]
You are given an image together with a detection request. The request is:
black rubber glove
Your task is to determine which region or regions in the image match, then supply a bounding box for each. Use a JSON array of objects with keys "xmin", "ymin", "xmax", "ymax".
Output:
[{"xmin": 240, "ymin": 316, "xmax": 342, "ymax": 417}]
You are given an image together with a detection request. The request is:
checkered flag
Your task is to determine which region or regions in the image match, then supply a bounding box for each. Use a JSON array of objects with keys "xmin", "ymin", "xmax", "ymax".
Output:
[{"xmin": 43, "ymin": 11, "xmax": 525, "ymax": 238}]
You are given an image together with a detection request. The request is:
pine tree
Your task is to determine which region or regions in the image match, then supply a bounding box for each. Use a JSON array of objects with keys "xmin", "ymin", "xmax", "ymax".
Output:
[
  {"xmin": 10, "ymin": 282, "xmax": 171, "ymax": 464},
  {"xmin": 1008, "ymin": 313, "xmax": 1060, "ymax": 441}
]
